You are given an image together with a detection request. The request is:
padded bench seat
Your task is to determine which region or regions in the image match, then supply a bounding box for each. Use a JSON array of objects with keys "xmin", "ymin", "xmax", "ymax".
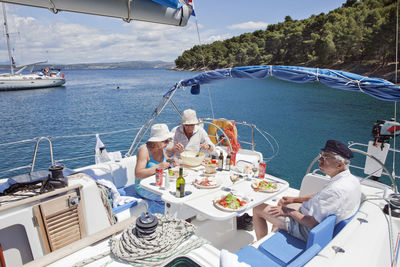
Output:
[
  {"xmin": 236, "ymin": 246, "xmax": 281, "ymax": 267},
  {"xmin": 236, "ymin": 215, "xmax": 337, "ymax": 267}
]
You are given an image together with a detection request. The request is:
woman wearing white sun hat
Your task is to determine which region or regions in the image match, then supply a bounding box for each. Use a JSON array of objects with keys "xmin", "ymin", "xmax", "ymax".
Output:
[{"xmin": 135, "ymin": 123, "xmax": 177, "ymax": 213}]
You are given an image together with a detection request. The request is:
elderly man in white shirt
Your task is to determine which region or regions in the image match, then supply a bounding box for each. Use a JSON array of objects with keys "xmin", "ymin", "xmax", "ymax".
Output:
[
  {"xmin": 167, "ymin": 109, "xmax": 215, "ymax": 157},
  {"xmin": 253, "ymin": 140, "xmax": 361, "ymax": 241}
]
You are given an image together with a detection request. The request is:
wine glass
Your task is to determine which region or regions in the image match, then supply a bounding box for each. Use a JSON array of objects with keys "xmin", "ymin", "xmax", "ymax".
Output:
[
  {"xmin": 252, "ymin": 165, "xmax": 258, "ymax": 178},
  {"xmin": 230, "ymin": 174, "xmax": 240, "ymax": 184}
]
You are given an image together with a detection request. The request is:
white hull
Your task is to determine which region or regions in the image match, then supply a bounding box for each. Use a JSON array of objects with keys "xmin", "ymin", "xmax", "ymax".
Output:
[{"xmin": 0, "ymin": 74, "xmax": 65, "ymax": 90}]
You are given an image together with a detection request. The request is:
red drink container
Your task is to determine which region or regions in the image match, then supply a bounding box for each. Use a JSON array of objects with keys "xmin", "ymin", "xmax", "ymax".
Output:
[
  {"xmin": 155, "ymin": 168, "xmax": 163, "ymax": 186},
  {"xmin": 230, "ymin": 151, "xmax": 237, "ymax": 166},
  {"xmin": 258, "ymin": 162, "xmax": 266, "ymax": 178}
]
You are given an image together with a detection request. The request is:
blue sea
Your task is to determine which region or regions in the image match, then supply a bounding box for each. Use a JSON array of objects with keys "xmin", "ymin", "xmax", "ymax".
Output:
[{"xmin": 0, "ymin": 68, "xmax": 398, "ymax": 189}]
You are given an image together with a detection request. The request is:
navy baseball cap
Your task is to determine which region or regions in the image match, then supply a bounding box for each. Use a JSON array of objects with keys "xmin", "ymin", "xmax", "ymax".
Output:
[{"xmin": 321, "ymin": 140, "xmax": 353, "ymax": 159}]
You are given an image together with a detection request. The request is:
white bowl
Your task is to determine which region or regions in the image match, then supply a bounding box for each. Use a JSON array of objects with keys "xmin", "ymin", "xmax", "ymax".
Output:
[{"xmin": 181, "ymin": 151, "xmax": 205, "ymax": 166}]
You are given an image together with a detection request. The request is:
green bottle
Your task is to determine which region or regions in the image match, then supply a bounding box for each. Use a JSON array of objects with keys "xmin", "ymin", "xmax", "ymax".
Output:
[{"xmin": 176, "ymin": 166, "xmax": 185, "ymax": 198}]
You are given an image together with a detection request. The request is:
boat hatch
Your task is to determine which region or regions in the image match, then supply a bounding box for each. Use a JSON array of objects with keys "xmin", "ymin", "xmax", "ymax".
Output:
[{"xmin": 33, "ymin": 188, "xmax": 86, "ymax": 253}]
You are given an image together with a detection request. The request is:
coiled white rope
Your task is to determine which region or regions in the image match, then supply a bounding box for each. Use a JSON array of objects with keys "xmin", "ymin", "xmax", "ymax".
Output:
[
  {"xmin": 110, "ymin": 214, "xmax": 207, "ymax": 266},
  {"xmin": 72, "ymin": 214, "xmax": 207, "ymax": 267}
]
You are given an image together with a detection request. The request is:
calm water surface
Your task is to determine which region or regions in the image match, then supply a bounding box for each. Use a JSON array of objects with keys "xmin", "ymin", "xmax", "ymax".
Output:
[{"xmin": 0, "ymin": 68, "xmax": 398, "ymax": 189}]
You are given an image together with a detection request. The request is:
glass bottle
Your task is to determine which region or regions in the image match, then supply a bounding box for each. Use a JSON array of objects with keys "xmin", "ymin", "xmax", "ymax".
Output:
[
  {"xmin": 218, "ymin": 151, "xmax": 224, "ymax": 171},
  {"xmin": 176, "ymin": 166, "xmax": 185, "ymax": 198},
  {"xmin": 225, "ymin": 152, "xmax": 231, "ymax": 171}
]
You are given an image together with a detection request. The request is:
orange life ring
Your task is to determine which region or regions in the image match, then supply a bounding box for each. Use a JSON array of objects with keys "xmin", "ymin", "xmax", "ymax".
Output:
[{"xmin": 207, "ymin": 119, "xmax": 241, "ymax": 152}]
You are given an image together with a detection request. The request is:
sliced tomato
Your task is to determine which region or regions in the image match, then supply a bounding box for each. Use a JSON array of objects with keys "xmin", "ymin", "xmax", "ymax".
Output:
[
  {"xmin": 239, "ymin": 201, "xmax": 247, "ymax": 206},
  {"xmin": 220, "ymin": 200, "xmax": 227, "ymax": 207}
]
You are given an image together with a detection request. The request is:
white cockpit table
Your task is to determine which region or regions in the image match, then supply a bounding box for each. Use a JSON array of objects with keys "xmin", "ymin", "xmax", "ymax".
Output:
[{"xmin": 140, "ymin": 167, "xmax": 289, "ymax": 221}]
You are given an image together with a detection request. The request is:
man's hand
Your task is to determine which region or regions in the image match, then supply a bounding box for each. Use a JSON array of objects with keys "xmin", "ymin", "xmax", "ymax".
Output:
[
  {"xmin": 278, "ymin": 196, "xmax": 296, "ymax": 206},
  {"xmin": 200, "ymin": 143, "xmax": 211, "ymax": 151},
  {"xmin": 174, "ymin": 143, "xmax": 184, "ymax": 152},
  {"xmin": 268, "ymin": 206, "xmax": 287, "ymax": 217},
  {"xmin": 278, "ymin": 195, "xmax": 313, "ymax": 206}
]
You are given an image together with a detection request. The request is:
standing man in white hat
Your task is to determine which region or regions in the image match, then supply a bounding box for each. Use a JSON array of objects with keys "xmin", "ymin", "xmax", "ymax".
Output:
[{"xmin": 167, "ymin": 109, "xmax": 214, "ymax": 157}]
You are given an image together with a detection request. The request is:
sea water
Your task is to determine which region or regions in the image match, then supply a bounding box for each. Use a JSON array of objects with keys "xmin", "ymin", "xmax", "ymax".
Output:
[{"xmin": 0, "ymin": 68, "xmax": 398, "ymax": 189}]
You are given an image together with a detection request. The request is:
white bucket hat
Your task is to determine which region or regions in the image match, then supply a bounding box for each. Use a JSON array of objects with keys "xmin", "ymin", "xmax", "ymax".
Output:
[
  {"xmin": 148, "ymin": 124, "xmax": 173, "ymax": 142},
  {"xmin": 181, "ymin": 109, "xmax": 199, "ymax": 125}
]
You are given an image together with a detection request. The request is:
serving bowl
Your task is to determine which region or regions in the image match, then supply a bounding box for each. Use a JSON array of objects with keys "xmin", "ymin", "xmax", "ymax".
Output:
[{"xmin": 181, "ymin": 151, "xmax": 205, "ymax": 166}]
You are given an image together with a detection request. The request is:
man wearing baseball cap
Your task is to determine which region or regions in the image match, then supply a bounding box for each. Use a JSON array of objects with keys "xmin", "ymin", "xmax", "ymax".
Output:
[
  {"xmin": 167, "ymin": 109, "xmax": 214, "ymax": 157},
  {"xmin": 253, "ymin": 140, "xmax": 361, "ymax": 241}
]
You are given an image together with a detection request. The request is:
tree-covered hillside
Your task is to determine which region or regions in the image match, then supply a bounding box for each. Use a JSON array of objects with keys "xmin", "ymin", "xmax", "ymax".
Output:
[{"xmin": 175, "ymin": 0, "xmax": 396, "ymax": 80}]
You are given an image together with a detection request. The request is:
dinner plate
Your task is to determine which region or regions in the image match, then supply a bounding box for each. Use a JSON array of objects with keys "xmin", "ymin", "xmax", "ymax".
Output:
[
  {"xmin": 193, "ymin": 177, "xmax": 220, "ymax": 189},
  {"xmin": 251, "ymin": 180, "xmax": 279, "ymax": 193},
  {"xmin": 213, "ymin": 194, "xmax": 249, "ymax": 212}
]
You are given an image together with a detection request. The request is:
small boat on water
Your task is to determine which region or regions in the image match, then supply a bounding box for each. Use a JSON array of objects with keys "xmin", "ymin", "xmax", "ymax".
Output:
[
  {"xmin": 0, "ymin": 3, "xmax": 65, "ymax": 91},
  {"xmin": 0, "ymin": 1, "xmax": 400, "ymax": 267},
  {"xmin": 0, "ymin": 69, "xmax": 66, "ymax": 91}
]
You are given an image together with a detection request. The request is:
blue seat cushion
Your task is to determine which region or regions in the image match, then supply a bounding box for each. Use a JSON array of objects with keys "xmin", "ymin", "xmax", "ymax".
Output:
[
  {"xmin": 259, "ymin": 230, "xmax": 306, "ymax": 265},
  {"xmin": 236, "ymin": 245, "xmax": 281, "ymax": 267},
  {"xmin": 112, "ymin": 200, "xmax": 138, "ymax": 213},
  {"xmin": 257, "ymin": 215, "xmax": 336, "ymax": 266},
  {"xmin": 118, "ymin": 184, "xmax": 137, "ymax": 197},
  {"xmin": 112, "ymin": 184, "xmax": 139, "ymax": 214},
  {"xmin": 333, "ymin": 208, "xmax": 358, "ymax": 237}
]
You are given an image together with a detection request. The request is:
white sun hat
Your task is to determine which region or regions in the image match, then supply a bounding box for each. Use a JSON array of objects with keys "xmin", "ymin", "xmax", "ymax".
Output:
[
  {"xmin": 181, "ymin": 109, "xmax": 199, "ymax": 125},
  {"xmin": 148, "ymin": 124, "xmax": 173, "ymax": 142}
]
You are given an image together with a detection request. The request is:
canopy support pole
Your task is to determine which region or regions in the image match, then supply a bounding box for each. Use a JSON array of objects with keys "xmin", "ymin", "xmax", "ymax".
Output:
[
  {"xmin": 126, "ymin": 85, "xmax": 179, "ymax": 156},
  {"xmin": 168, "ymin": 99, "xmax": 182, "ymax": 118}
]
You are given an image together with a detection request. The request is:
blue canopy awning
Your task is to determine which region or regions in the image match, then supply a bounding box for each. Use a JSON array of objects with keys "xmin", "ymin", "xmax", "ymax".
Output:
[
  {"xmin": 151, "ymin": 0, "xmax": 184, "ymax": 9},
  {"xmin": 178, "ymin": 65, "xmax": 400, "ymax": 102}
]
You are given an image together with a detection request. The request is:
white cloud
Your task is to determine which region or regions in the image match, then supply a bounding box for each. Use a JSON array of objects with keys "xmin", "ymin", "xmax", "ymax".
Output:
[
  {"xmin": 0, "ymin": 12, "xmax": 216, "ymax": 64},
  {"xmin": 204, "ymin": 33, "xmax": 233, "ymax": 43},
  {"xmin": 228, "ymin": 21, "xmax": 268, "ymax": 30}
]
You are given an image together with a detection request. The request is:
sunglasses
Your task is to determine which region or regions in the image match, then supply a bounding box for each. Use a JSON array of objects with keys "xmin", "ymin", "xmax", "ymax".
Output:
[{"xmin": 319, "ymin": 153, "xmax": 336, "ymax": 161}]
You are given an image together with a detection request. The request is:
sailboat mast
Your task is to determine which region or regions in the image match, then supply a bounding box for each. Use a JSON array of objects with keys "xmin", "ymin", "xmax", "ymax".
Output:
[{"xmin": 2, "ymin": 3, "xmax": 14, "ymax": 75}]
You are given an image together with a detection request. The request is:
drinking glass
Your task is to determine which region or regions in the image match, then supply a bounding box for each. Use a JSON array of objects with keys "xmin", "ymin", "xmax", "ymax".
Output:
[
  {"xmin": 230, "ymin": 174, "xmax": 240, "ymax": 184},
  {"xmin": 252, "ymin": 165, "xmax": 258, "ymax": 178}
]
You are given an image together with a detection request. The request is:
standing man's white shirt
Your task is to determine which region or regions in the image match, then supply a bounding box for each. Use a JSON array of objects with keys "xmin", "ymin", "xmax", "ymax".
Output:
[
  {"xmin": 170, "ymin": 125, "xmax": 214, "ymax": 157},
  {"xmin": 301, "ymin": 169, "xmax": 361, "ymax": 224}
]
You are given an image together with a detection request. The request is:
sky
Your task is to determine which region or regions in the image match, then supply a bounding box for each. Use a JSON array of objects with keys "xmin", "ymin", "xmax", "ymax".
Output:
[{"xmin": 0, "ymin": 0, "xmax": 348, "ymax": 65}]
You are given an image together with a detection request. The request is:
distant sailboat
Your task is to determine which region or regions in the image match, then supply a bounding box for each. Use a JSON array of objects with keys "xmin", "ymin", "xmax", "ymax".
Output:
[{"xmin": 0, "ymin": 3, "xmax": 65, "ymax": 91}]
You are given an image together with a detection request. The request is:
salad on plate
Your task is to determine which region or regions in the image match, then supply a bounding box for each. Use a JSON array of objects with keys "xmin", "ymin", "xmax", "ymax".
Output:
[
  {"xmin": 251, "ymin": 180, "xmax": 279, "ymax": 193},
  {"xmin": 214, "ymin": 193, "xmax": 248, "ymax": 211}
]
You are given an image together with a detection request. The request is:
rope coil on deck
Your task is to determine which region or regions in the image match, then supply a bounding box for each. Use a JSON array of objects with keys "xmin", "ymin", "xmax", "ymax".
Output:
[{"xmin": 110, "ymin": 214, "xmax": 207, "ymax": 266}]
